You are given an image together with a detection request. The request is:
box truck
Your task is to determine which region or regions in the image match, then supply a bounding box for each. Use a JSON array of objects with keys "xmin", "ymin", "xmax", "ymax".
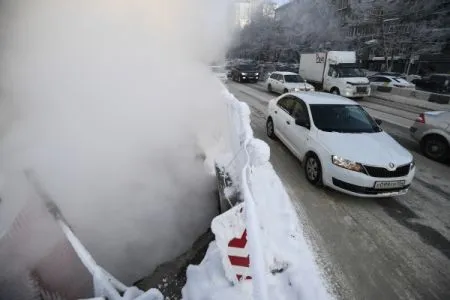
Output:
[{"xmin": 299, "ymin": 51, "xmax": 370, "ymax": 98}]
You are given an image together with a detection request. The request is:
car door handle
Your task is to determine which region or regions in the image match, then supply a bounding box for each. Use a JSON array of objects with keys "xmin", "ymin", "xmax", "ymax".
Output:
[
  {"xmin": 275, "ymin": 110, "xmax": 277, "ymax": 114},
  {"xmin": 286, "ymin": 121, "xmax": 290, "ymax": 125}
]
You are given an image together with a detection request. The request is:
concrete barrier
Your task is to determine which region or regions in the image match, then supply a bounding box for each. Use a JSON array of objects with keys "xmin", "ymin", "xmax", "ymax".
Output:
[{"xmin": 371, "ymin": 84, "xmax": 450, "ymax": 105}]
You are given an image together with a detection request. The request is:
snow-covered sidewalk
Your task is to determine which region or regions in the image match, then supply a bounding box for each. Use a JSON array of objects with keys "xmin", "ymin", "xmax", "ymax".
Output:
[{"xmin": 181, "ymin": 91, "xmax": 333, "ymax": 300}]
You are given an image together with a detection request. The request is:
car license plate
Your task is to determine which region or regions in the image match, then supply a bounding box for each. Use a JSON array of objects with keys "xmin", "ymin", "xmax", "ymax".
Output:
[
  {"xmin": 356, "ymin": 87, "xmax": 367, "ymax": 93},
  {"xmin": 374, "ymin": 180, "xmax": 405, "ymax": 189}
]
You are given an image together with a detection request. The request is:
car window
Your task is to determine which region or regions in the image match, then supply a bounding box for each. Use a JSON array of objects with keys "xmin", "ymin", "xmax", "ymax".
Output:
[
  {"xmin": 270, "ymin": 73, "xmax": 277, "ymax": 79},
  {"xmin": 328, "ymin": 66, "xmax": 335, "ymax": 77},
  {"xmin": 277, "ymin": 96, "xmax": 295, "ymax": 114},
  {"xmin": 310, "ymin": 104, "xmax": 381, "ymax": 133},
  {"xmin": 380, "ymin": 77, "xmax": 391, "ymax": 82},
  {"xmin": 285, "ymin": 74, "xmax": 304, "ymax": 83},
  {"xmin": 430, "ymin": 75, "xmax": 445, "ymax": 83},
  {"xmin": 291, "ymin": 99, "xmax": 309, "ymax": 120},
  {"xmin": 369, "ymin": 76, "xmax": 379, "ymax": 82}
]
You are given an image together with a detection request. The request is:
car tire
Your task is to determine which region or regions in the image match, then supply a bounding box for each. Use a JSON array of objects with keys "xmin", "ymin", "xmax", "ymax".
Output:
[
  {"xmin": 266, "ymin": 117, "xmax": 277, "ymax": 140},
  {"xmin": 331, "ymin": 88, "xmax": 340, "ymax": 95},
  {"xmin": 304, "ymin": 153, "xmax": 322, "ymax": 186},
  {"xmin": 421, "ymin": 135, "xmax": 449, "ymax": 162},
  {"xmin": 268, "ymin": 84, "xmax": 273, "ymax": 93},
  {"xmin": 283, "ymin": 88, "xmax": 289, "ymax": 94}
]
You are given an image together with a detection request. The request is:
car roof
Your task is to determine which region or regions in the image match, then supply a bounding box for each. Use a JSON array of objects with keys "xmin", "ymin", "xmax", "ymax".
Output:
[
  {"xmin": 375, "ymin": 75, "xmax": 407, "ymax": 80},
  {"xmin": 289, "ymin": 92, "xmax": 358, "ymax": 105},
  {"xmin": 429, "ymin": 73, "xmax": 450, "ymax": 77},
  {"xmin": 273, "ymin": 71, "xmax": 298, "ymax": 75}
]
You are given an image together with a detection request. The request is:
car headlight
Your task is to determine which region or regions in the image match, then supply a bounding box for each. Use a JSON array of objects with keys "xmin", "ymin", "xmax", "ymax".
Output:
[
  {"xmin": 346, "ymin": 83, "xmax": 354, "ymax": 89},
  {"xmin": 332, "ymin": 155, "xmax": 365, "ymax": 172},
  {"xmin": 255, "ymin": 73, "xmax": 259, "ymax": 75},
  {"xmin": 241, "ymin": 72, "xmax": 247, "ymax": 76},
  {"xmin": 410, "ymin": 160, "xmax": 415, "ymax": 170}
]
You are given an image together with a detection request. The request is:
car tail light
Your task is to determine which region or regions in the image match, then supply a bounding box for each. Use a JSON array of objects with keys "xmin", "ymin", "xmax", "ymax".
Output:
[{"xmin": 416, "ymin": 113, "xmax": 425, "ymax": 123}]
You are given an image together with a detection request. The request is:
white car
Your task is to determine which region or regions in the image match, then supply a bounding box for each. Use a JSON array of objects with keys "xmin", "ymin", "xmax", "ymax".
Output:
[
  {"xmin": 266, "ymin": 71, "xmax": 315, "ymax": 94},
  {"xmin": 266, "ymin": 92, "xmax": 415, "ymax": 198},
  {"xmin": 211, "ymin": 66, "xmax": 228, "ymax": 83},
  {"xmin": 368, "ymin": 75, "xmax": 415, "ymax": 89}
]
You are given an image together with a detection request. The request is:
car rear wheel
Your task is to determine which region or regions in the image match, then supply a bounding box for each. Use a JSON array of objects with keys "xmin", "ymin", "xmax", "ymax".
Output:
[
  {"xmin": 421, "ymin": 135, "xmax": 449, "ymax": 162},
  {"xmin": 304, "ymin": 154, "xmax": 322, "ymax": 185},
  {"xmin": 268, "ymin": 84, "xmax": 272, "ymax": 93},
  {"xmin": 266, "ymin": 117, "xmax": 276, "ymax": 140}
]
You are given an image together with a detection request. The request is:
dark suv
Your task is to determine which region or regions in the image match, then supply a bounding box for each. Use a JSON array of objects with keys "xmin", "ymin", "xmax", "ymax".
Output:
[
  {"xmin": 412, "ymin": 74, "xmax": 450, "ymax": 94},
  {"xmin": 231, "ymin": 64, "xmax": 259, "ymax": 83}
]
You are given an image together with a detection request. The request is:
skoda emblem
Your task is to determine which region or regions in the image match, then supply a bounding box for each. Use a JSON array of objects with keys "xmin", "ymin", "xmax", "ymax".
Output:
[{"xmin": 388, "ymin": 163, "xmax": 395, "ymax": 169}]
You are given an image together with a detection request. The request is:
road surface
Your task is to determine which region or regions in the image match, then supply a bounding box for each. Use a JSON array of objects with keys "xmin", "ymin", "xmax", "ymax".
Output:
[{"xmin": 226, "ymin": 81, "xmax": 450, "ymax": 300}]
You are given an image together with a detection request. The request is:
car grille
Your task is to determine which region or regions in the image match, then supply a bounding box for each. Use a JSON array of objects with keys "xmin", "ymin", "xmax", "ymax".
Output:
[
  {"xmin": 356, "ymin": 86, "xmax": 368, "ymax": 93},
  {"xmin": 363, "ymin": 164, "xmax": 410, "ymax": 178}
]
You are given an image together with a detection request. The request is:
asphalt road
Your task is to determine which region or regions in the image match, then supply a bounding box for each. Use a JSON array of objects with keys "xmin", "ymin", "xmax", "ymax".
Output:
[{"xmin": 226, "ymin": 81, "xmax": 450, "ymax": 300}]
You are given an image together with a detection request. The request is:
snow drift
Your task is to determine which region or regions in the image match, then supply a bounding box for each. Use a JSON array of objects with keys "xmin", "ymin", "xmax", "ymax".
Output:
[{"xmin": 182, "ymin": 91, "xmax": 333, "ymax": 299}]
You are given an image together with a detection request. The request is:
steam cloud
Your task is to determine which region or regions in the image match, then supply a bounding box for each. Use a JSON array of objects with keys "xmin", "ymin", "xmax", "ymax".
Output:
[{"xmin": 0, "ymin": 0, "xmax": 233, "ymax": 297}]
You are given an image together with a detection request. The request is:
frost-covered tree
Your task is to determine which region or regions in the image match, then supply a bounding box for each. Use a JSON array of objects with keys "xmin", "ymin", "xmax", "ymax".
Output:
[
  {"xmin": 228, "ymin": 0, "xmax": 343, "ymax": 61},
  {"xmin": 343, "ymin": 0, "xmax": 450, "ymax": 71}
]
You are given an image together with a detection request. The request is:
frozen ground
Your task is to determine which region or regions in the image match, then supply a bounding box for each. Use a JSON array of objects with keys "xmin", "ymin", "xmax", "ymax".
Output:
[{"xmin": 226, "ymin": 81, "xmax": 450, "ymax": 300}]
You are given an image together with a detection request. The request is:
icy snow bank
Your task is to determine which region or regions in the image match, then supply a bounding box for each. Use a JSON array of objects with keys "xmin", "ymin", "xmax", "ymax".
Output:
[{"xmin": 182, "ymin": 91, "xmax": 333, "ymax": 299}]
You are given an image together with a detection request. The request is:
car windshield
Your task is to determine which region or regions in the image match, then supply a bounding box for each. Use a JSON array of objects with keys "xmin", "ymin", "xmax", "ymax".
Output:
[
  {"xmin": 239, "ymin": 64, "xmax": 257, "ymax": 71},
  {"xmin": 211, "ymin": 66, "xmax": 225, "ymax": 73},
  {"xmin": 284, "ymin": 74, "xmax": 304, "ymax": 83},
  {"xmin": 310, "ymin": 104, "xmax": 381, "ymax": 133},
  {"xmin": 392, "ymin": 77, "xmax": 409, "ymax": 84},
  {"xmin": 336, "ymin": 67, "xmax": 365, "ymax": 78}
]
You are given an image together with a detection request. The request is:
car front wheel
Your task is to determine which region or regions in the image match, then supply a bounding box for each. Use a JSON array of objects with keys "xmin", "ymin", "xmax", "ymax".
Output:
[
  {"xmin": 331, "ymin": 88, "xmax": 340, "ymax": 95},
  {"xmin": 266, "ymin": 118, "xmax": 276, "ymax": 140},
  {"xmin": 304, "ymin": 154, "xmax": 322, "ymax": 185}
]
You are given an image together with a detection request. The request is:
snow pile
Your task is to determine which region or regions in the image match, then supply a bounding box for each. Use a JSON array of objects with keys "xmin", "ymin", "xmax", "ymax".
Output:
[{"xmin": 182, "ymin": 92, "xmax": 333, "ymax": 299}]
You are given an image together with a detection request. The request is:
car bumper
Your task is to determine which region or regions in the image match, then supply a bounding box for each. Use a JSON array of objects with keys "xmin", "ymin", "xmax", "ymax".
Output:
[
  {"xmin": 242, "ymin": 76, "xmax": 259, "ymax": 81},
  {"xmin": 342, "ymin": 88, "xmax": 371, "ymax": 98},
  {"xmin": 324, "ymin": 164, "xmax": 415, "ymax": 198},
  {"xmin": 409, "ymin": 123, "xmax": 426, "ymax": 142}
]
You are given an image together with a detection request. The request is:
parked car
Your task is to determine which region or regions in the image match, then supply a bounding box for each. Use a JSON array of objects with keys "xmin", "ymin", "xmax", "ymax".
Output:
[
  {"xmin": 410, "ymin": 111, "xmax": 450, "ymax": 162},
  {"xmin": 266, "ymin": 92, "xmax": 415, "ymax": 197},
  {"xmin": 368, "ymin": 75, "xmax": 415, "ymax": 89},
  {"xmin": 412, "ymin": 74, "xmax": 450, "ymax": 94},
  {"xmin": 373, "ymin": 72, "xmax": 407, "ymax": 80},
  {"xmin": 231, "ymin": 64, "xmax": 259, "ymax": 83},
  {"xmin": 211, "ymin": 66, "xmax": 228, "ymax": 83},
  {"xmin": 266, "ymin": 71, "xmax": 315, "ymax": 94}
]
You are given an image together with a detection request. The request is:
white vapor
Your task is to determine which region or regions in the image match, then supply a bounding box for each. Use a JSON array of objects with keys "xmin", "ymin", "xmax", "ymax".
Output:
[{"xmin": 0, "ymin": 0, "xmax": 234, "ymax": 297}]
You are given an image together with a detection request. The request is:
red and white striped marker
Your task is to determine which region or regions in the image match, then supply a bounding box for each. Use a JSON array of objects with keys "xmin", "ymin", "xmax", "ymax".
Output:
[{"xmin": 228, "ymin": 228, "xmax": 252, "ymax": 281}]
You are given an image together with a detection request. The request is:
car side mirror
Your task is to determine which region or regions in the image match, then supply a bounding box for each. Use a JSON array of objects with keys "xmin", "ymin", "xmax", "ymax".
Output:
[
  {"xmin": 295, "ymin": 117, "xmax": 310, "ymax": 128},
  {"xmin": 375, "ymin": 118, "xmax": 382, "ymax": 125}
]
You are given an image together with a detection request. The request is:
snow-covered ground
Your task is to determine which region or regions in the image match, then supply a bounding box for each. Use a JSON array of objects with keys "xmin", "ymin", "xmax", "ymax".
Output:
[{"xmin": 182, "ymin": 91, "xmax": 333, "ymax": 300}]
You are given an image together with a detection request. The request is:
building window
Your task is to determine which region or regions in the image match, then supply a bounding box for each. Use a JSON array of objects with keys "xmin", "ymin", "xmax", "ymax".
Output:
[{"xmin": 337, "ymin": 0, "xmax": 349, "ymax": 10}]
